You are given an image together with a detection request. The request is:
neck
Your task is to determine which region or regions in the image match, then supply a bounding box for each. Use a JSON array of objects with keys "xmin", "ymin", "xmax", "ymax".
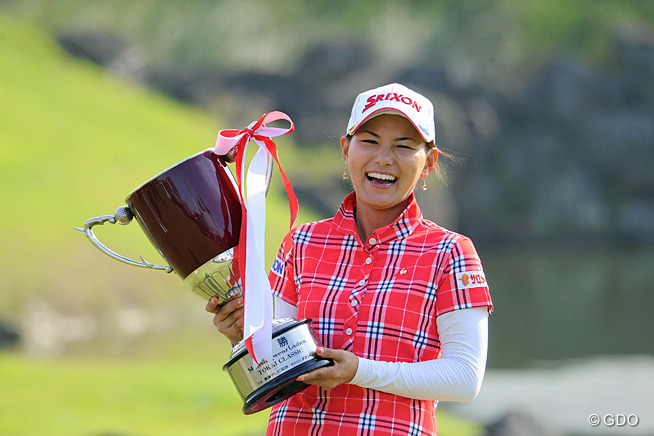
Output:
[{"xmin": 354, "ymin": 199, "xmax": 410, "ymax": 241}]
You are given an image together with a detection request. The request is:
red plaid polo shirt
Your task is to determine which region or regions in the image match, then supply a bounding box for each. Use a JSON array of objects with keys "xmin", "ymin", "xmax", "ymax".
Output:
[{"xmin": 267, "ymin": 192, "xmax": 493, "ymax": 436}]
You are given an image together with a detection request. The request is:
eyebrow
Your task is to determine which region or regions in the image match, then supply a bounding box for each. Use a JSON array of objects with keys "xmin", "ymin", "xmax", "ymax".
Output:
[
  {"xmin": 359, "ymin": 129, "xmax": 420, "ymax": 142},
  {"xmin": 359, "ymin": 129, "xmax": 380, "ymax": 138}
]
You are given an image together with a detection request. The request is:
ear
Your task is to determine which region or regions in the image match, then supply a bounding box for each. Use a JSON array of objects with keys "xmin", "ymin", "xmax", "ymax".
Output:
[
  {"xmin": 340, "ymin": 136, "xmax": 350, "ymax": 163},
  {"xmin": 423, "ymin": 147, "xmax": 437, "ymax": 176}
]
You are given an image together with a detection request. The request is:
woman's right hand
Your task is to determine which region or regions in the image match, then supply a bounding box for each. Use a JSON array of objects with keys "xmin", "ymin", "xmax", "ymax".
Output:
[{"xmin": 205, "ymin": 296, "xmax": 244, "ymax": 346}]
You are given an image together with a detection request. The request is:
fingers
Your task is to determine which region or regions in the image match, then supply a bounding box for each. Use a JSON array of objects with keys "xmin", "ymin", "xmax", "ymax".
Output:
[
  {"xmin": 213, "ymin": 304, "xmax": 243, "ymax": 330},
  {"xmin": 205, "ymin": 295, "xmax": 240, "ymax": 314},
  {"xmin": 205, "ymin": 296, "xmax": 221, "ymax": 313},
  {"xmin": 206, "ymin": 295, "xmax": 244, "ymax": 345},
  {"xmin": 297, "ymin": 347, "xmax": 359, "ymax": 390}
]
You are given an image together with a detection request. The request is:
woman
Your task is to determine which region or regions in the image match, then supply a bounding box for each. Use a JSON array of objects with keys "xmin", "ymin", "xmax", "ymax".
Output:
[{"xmin": 207, "ymin": 83, "xmax": 493, "ymax": 435}]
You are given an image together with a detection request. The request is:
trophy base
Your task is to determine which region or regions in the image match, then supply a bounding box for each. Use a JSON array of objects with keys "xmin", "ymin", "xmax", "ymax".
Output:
[
  {"xmin": 223, "ymin": 318, "xmax": 332, "ymax": 415},
  {"xmin": 242, "ymin": 357, "xmax": 331, "ymax": 415}
]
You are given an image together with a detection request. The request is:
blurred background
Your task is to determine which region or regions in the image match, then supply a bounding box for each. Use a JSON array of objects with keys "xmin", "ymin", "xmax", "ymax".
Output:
[{"xmin": 1, "ymin": 1, "xmax": 653, "ymax": 435}]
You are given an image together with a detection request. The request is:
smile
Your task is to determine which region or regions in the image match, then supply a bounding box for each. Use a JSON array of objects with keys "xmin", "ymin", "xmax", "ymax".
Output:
[{"xmin": 366, "ymin": 172, "xmax": 397, "ymax": 185}]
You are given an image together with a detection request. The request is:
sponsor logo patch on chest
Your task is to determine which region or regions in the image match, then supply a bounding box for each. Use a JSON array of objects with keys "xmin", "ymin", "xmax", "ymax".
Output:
[{"xmin": 455, "ymin": 271, "xmax": 487, "ymax": 289}]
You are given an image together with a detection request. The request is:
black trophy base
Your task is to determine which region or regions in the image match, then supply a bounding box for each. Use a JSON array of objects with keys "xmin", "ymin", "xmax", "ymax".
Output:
[{"xmin": 242, "ymin": 357, "xmax": 332, "ymax": 415}]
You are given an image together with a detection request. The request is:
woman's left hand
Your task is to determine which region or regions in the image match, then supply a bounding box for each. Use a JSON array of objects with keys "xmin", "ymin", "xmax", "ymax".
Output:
[{"xmin": 297, "ymin": 347, "xmax": 359, "ymax": 390}]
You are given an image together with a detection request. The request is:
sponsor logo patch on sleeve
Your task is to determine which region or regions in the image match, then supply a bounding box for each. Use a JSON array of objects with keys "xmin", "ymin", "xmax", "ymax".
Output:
[
  {"xmin": 456, "ymin": 271, "xmax": 487, "ymax": 289},
  {"xmin": 271, "ymin": 256, "xmax": 285, "ymax": 278}
]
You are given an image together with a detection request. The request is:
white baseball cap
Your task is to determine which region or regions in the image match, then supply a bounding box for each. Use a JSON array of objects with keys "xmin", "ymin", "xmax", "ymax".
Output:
[{"xmin": 346, "ymin": 83, "xmax": 436, "ymax": 144}]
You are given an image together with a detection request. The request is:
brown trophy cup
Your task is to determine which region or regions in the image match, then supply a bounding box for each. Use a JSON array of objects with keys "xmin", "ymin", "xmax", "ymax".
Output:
[{"xmin": 77, "ymin": 148, "xmax": 330, "ymax": 414}]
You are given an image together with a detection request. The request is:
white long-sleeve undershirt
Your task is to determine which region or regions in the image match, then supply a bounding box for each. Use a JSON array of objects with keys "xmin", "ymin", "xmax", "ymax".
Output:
[
  {"xmin": 273, "ymin": 295, "xmax": 300, "ymax": 319},
  {"xmin": 273, "ymin": 296, "xmax": 489, "ymax": 402}
]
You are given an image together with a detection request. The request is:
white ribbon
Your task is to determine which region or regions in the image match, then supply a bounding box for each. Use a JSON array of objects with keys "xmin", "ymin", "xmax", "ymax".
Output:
[{"xmin": 215, "ymin": 112, "xmax": 295, "ymax": 365}]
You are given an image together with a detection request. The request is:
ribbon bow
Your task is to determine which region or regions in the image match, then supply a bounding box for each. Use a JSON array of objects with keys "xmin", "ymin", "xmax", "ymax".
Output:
[{"xmin": 215, "ymin": 111, "xmax": 298, "ymax": 365}]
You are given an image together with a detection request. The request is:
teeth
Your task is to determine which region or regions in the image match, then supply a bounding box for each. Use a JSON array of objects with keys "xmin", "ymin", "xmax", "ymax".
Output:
[{"xmin": 367, "ymin": 172, "xmax": 396, "ymax": 181}]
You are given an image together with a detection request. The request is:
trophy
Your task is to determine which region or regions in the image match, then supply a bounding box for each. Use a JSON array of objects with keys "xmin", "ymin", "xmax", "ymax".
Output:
[{"xmin": 77, "ymin": 115, "xmax": 330, "ymax": 414}]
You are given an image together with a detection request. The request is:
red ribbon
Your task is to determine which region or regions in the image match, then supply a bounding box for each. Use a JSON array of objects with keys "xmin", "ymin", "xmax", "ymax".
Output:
[{"xmin": 215, "ymin": 112, "xmax": 298, "ymax": 364}]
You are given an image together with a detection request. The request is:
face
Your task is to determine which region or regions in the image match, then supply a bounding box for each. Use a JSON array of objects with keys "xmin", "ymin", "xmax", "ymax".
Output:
[{"xmin": 341, "ymin": 114, "xmax": 436, "ymax": 220}]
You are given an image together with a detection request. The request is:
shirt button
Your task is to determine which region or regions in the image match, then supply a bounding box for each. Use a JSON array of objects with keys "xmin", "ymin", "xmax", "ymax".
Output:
[
  {"xmin": 345, "ymin": 328, "xmax": 353, "ymax": 335},
  {"xmin": 350, "ymin": 300, "xmax": 358, "ymax": 307},
  {"xmin": 365, "ymin": 257, "xmax": 372, "ymax": 265},
  {"xmin": 358, "ymin": 279, "xmax": 366, "ymax": 286},
  {"xmin": 369, "ymin": 237, "xmax": 377, "ymax": 245}
]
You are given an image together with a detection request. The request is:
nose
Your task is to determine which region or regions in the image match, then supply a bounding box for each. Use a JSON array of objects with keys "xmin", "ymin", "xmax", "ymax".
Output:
[{"xmin": 374, "ymin": 144, "xmax": 393, "ymax": 166}]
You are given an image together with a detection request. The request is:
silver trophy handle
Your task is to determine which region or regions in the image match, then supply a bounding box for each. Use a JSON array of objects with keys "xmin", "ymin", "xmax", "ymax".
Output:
[{"xmin": 76, "ymin": 206, "xmax": 173, "ymax": 273}]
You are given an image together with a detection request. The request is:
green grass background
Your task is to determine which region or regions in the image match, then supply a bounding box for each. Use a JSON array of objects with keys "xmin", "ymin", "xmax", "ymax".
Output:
[{"xmin": 0, "ymin": 13, "xmax": 481, "ymax": 436}]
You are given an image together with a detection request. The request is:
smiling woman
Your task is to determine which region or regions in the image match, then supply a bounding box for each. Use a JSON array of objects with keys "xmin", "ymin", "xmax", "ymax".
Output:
[
  {"xmin": 341, "ymin": 114, "xmax": 436, "ymax": 239},
  {"xmin": 207, "ymin": 83, "xmax": 493, "ymax": 436}
]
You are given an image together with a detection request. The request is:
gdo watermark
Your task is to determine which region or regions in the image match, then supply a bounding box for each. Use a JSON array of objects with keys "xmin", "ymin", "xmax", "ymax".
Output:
[{"xmin": 589, "ymin": 413, "xmax": 639, "ymax": 427}]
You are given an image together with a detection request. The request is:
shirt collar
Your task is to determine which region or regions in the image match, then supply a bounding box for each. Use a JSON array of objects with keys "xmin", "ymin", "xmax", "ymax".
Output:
[{"xmin": 332, "ymin": 191, "xmax": 423, "ymax": 244}]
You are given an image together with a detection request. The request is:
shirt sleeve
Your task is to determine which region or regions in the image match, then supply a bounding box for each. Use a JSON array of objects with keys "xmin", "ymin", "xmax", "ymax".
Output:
[
  {"xmin": 436, "ymin": 235, "xmax": 493, "ymax": 317},
  {"xmin": 349, "ymin": 306, "xmax": 489, "ymax": 402},
  {"xmin": 268, "ymin": 233, "xmax": 299, "ymax": 306}
]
